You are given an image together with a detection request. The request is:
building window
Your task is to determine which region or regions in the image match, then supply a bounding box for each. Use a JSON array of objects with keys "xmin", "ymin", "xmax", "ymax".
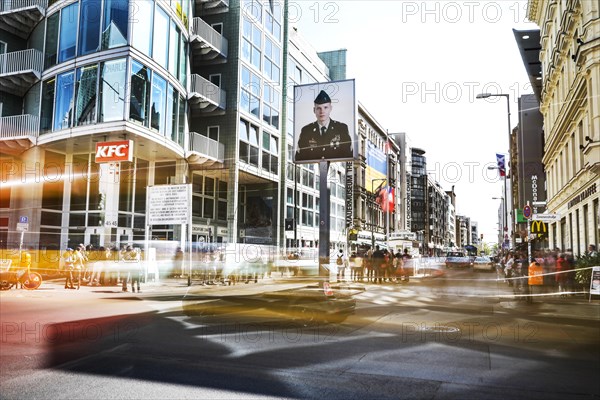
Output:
[
  {"xmin": 78, "ymin": 0, "xmax": 101, "ymax": 56},
  {"xmin": 130, "ymin": 60, "xmax": 150, "ymax": 126},
  {"xmin": 177, "ymin": 94, "xmax": 186, "ymax": 146},
  {"xmin": 242, "ymin": 17, "xmax": 261, "ymax": 70},
  {"xmin": 265, "ymin": 12, "xmax": 281, "ymax": 42},
  {"xmin": 44, "ymin": 13, "xmax": 59, "ymax": 69},
  {"xmin": 166, "ymin": 85, "xmax": 175, "ymax": 141},
  {"xmin": 207, "ymin": 126, "xmax": 219, "ymax": 141},
  {"xmin": 153, "ymin": 6, "xmax": 169, "ymax": 69},
  {"xmin": 262, "ymin": 83, "xmax": 279, "ymax": 128},
  {"xmin": 150, "ymin": 73, "xmax": 167, "ymax": 133},
  {"xmin": 131, "ymin": 0, "xmax": 153, "ymax": 57},
  {"xmin": 75, "ymin": 64, "xmax": 98, "ymax": 126},
  {"xmin": 263, "ymin": 37, "xmax": 280, "ymax": 83},
  {"xmin": 102, "ymin": 0, "xmax": 128, "ymax": 50},
  {"xmin": 239, "ymin": 119, "xmax": 259, "ymax": 167},
  {"xmin": 241, "ymin": 66, "xmax": 260, "ymax": 119},
  {"xmin": 40, "ymin": 78, "xmax": 55, "ymax": 132},
  {"xmin": 99, "ymin": 58, "xmax": 126, "ymax": 122},
  {"xmin": 58, "ymin": 2, "xmax": 79, "ymax": 63},
  {"xmin": 54, "ymin": 71, "xmax": 75, "ymax": 131},
  {"xmin": 168, "ymin": 20, "xmax": 181, "ymax": 77}
]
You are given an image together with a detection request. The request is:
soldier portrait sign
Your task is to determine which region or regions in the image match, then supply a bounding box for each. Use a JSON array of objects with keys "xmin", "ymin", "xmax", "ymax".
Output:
[{"xmin": 293, "ymin": 79, "xmax": 357, "ymax": 163}]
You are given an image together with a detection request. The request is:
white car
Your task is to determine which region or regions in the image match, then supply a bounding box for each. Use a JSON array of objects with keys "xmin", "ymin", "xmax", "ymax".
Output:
[{"xmin": 472, "ymin": 256, "xmax": 495, "ymax": 272}]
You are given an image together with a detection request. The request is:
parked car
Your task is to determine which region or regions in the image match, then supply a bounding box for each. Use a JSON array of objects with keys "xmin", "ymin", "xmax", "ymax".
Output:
[
  {"xmin": 472, "ymin": 256, "xmax": 495, "ymax": 272},
  {"xmin": 444, "ymin": 251, "xmax": 473, "ymax": 268}
]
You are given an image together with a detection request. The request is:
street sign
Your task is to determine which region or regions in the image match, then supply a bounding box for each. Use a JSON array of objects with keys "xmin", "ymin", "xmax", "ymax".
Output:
[
  {"xmin": 16, "ymin": 223, "xmax": 28, "ymax": 232},
  {"xmin": 19, "ymin": 216, "xmax": 28, "ymax": 223},
  {"xmin": 523, "ymin": 205, "xmax": 532, "ymax": 219},
  {"xmin": 532, "ymin": 213, "xmax": 560, "ymax": 222}
]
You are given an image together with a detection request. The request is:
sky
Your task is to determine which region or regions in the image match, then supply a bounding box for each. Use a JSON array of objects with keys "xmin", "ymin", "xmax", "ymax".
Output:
[{"xmin": 293, "ymin": 0, "xmax": 539, "ymax": 245}]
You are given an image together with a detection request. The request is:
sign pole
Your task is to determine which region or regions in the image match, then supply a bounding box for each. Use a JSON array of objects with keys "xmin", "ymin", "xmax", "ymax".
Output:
[
  {"xmin": 527, "ymin": 201, "xmax": 532, "ymax": 263},
  {"xmin": 318, "ymin": 161, "xmax": 331, "ymax": 287},
  {"xmin": 188, "ymin": 184, "xmax": 193, "ymax": 287}
]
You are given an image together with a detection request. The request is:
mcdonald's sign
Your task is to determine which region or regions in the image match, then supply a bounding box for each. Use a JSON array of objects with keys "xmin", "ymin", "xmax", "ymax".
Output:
[{"xmin": 530, "ymin": 220, "xmax": 548, "ymax": 238}]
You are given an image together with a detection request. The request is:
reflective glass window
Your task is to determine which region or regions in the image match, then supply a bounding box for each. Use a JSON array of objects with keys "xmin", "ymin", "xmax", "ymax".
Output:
[
  {"xmin": 177, "ymin": 94, "xmax": 185, "ymax": 145},
  {"xmin": 99, "ymin": 58, "xmax": 126, "ymax": 122},
  {"xmin": 166, "ymin": 85, "xmax": 174, "ymax": 141},
  {"xmin": 130, "ymin": 60, "xmax": 150, "ymax": 126},
  {"xmin": 153, "ymin": 6, "xmax": 169, "ymax": 69},
  {"xmin": 79, "ymin": 0, "xmax": 101, "ymax": 56},
  {"xmin": 168, "ymin": 21, "xmax": 180, "ymax": 78},
  {"xmin": 102, "ymin": 0, "xmax": 128, "ymax": 50},
  {"xmin": 131, "ymin": 0, "xmax": 153, "ymax": 56},
  {"xmin": 179, "ymin": 38, "xmax": 186, "ymax": 85},
  {"xmin": 44, "ymin": 13, "xmax": 59, "ymax": 69},
  {"xmin": 75, "ymin": 65, "xmax": 98, "ymax": 126},
  {"xmin": 58, "ymin": 3, "xmax": 78, "ymax": 63},
  {"xmin": 150, "ymin": 73, "xmax": 167, "ymax": 133},
  {"xmin": 54, "ymin": 71, "xmax": 75, "ymax": 130},
  {"xmin": 40, "ymin": 78, "xmax": 55, "ymax": 132}
]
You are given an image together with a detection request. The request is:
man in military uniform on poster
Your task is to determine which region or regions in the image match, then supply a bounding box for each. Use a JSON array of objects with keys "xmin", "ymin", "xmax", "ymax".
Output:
[{"xmin": 295, "ymin": 90, "xmax": 352, "ymax": 162}]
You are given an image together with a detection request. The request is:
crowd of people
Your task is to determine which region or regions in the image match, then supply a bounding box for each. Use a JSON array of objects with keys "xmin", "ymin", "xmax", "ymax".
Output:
[
  {"xmin": 61, "ymin": 244, "xmax": 142, "ymax": 292},
  {"xmin": 498, "ymin": 245, "xmax": 597, "ymax": 297},
  {"xmin": 336, "ymin": 245, "xmax": 414, "ymax": 284}
]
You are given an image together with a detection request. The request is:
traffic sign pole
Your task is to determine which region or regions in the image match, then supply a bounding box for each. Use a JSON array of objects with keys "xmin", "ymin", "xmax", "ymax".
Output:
[{"xmin": 527, "ymin": 202, "xmax": 532, "ymax": 264}]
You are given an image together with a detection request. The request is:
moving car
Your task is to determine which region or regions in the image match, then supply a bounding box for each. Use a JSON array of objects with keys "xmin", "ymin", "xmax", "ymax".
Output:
[
  {"xmin": 444, "ymin": 251, "xmax": 473, "ymax": 268},
  {"xmin": 472, "ymin": 256, "xmax": 495, "ymax": 272},
  {"xmin": 182, "ymin": 283, "xmax": 358, "ymax": 325}
]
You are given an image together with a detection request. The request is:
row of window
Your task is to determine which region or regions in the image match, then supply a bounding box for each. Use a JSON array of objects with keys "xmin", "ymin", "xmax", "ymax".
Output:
[
  {"xmin": 239, "ymin": 118, "xmax": 279, "ymax": 175},
  {"xmin": 240, "ymin": 65, "xmax": 280, "ymax": 128},
  {"xmin": 242, "ymin": 16, "xmax": 281, "ymax": 83},
  {"xmin": 46, "ymin": 0, "xmax": 128, "ymax": 68},
  {"xmin": 241, "ymin": 0, "xmax": 282, "ymax": 41},
  {"xmin": 44, "ymin": 0, "xmax": 187, "ymax": 86},
  {"xmin": 40, "ymin": 57, "xmax": 186, "ymax": 147}
]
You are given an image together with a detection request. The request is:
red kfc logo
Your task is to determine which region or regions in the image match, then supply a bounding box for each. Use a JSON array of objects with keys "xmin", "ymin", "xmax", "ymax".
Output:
[{"xmin": 95, "ymin": 140, "xmax": 133, "ymax": 163}]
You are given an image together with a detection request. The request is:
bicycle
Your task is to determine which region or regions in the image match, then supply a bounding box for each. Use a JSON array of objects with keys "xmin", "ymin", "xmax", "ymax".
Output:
[{"xmin": 0, "ymin": 265, "xmax": 43, "ymax": 290}]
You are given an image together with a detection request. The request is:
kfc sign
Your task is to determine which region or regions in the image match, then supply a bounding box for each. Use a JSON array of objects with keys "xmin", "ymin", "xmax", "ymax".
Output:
[{"xmin": 95, "ymin": 140, "xmax": 133, "ymax": 163}]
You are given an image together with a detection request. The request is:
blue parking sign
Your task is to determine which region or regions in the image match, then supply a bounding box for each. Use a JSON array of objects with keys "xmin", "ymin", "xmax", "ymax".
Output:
[{"xmin": 19, "ymin": 216, "xmax": 28, "ymax": 223}]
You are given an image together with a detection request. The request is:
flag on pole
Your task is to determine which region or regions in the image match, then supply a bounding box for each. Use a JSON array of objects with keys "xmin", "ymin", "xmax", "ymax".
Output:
[
  {"xmin": 376, "ymin": 186, "xmax": 395, "ymax": 213},
  {"xmin": 496, "ymin": 153, "xmax": 506, "ymax": 177},
  {"xmin": 387, "ymin": 186, "xmax": 395, "ymax": 213}
]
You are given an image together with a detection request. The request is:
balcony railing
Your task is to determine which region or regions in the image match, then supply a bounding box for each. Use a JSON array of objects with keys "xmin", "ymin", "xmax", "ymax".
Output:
[
  {"xmin": 0, "ymin": 114, "xmax": 39, "ymax": 139},
  {"xmin": 190, "ymin": 17, "xmax": 228, "ymax": 61},
  {"xmin": 0, "ymin": 0, "xmax": 47, "ymax": 12},
  {"xmin": 0, "ymin": 48, "xmax": 43, "ymax": 96},
  {"xmin": 188, "ymin": 74, "xmax": 226, "ymax": 113},
  {"xmin": 0, "ymin": 0, "xmax": 47, "ymax": 38},
  {"xmin": 187, "ymin": 132, "xmax": 224, "ymax": 166},
  {"xmin": 0, "ymin": 48, "xmax": 43, "ymax": 76}
]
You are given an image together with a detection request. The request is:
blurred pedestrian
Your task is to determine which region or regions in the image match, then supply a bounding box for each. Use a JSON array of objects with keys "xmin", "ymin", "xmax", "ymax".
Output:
[{"xmin": 63, "ymin": 248, "xmax": 76, "ymax": 289}]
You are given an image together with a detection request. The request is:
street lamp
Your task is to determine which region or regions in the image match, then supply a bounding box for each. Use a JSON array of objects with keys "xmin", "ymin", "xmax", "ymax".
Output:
[{"xmin": 478, "ymin": 93, "xmax": 512, "ymax": 249}]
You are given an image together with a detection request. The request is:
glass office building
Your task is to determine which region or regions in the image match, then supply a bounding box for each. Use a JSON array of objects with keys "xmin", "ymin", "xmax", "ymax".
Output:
[{"xmin": 0, "ymin": 0, "xmax": 286, "ymax": 254}]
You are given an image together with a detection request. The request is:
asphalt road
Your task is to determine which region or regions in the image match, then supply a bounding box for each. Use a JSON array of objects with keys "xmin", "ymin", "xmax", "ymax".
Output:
[{"xmin": 1, "ymin": 267, "xmax": 599, "ymax": 400}]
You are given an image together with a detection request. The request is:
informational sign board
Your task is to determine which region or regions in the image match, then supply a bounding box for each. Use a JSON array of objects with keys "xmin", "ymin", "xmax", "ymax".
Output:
[
  {"xmin": 147, "ymin": 184, "xmax": 191, "ymax": 225},
  {"xmin": 532, "ymin": 213, "xmax": 560, "ymax": 222},
  {"xmin": 590, "ymin": 266, "xmax": 600, "ymax": 296}
]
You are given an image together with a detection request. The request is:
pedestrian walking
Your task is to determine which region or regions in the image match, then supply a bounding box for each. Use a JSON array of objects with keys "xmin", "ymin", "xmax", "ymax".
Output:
[{"xmin": 63, "ymin": 248, "xmax": 76, "ymax": 289}]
